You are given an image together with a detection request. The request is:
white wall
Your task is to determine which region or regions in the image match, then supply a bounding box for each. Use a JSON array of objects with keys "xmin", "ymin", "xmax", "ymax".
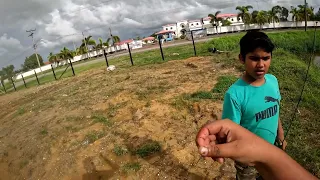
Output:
[{"xmin": 206, "ymin": 21, "xmax": 320, "ymax": 35}]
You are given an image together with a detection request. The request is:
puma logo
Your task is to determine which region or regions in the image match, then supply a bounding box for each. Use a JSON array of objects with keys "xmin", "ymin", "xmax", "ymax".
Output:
[{"xmin": 265, "ymin": 96, "xmax": 279, "ymax": 106}]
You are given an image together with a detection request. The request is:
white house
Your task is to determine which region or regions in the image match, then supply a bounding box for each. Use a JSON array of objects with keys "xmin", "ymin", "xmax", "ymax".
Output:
[
  {"xmin": 176, "ymin": 20, "xmax": 189, "ymax": 38},
  {"xmin": 188, "ymin": 19, "xmax": 203, "ymax": 31},
  {"xmin": 162, "ymin": 24, "xmax": 177, "ymax": 32},
  {"xmin": 142, "ymin": 37, "xmax": 155, "ymax": 44}
]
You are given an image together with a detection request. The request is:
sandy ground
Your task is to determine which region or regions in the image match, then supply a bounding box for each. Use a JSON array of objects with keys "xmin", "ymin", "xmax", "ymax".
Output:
[{"xmin": 0, "ymin": 56, "xmax": 240, "ymax": 180}]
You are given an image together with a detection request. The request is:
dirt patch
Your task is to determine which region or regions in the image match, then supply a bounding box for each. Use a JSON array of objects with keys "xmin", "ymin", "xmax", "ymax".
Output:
[{"xmin": 0, "ymin": 56, "xmax": 238, "ymax": 180}]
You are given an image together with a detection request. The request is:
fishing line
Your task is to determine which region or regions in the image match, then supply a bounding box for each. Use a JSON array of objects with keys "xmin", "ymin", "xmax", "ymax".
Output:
[{"xmin": 283, "ymin": 22, "xmax": 318, "ymax": 142}]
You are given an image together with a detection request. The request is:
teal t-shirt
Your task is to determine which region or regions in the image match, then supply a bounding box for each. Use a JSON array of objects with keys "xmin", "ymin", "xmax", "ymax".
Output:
[{"xmin": 222, "ymin": 74, "xmax": 281, "ymax": 144}]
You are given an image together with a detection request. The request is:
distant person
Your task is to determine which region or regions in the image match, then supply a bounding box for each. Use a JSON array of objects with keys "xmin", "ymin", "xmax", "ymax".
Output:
[
  {"xmin": 216, "ymin": 31, "xmax": 285, "ymax": 179},
  {"xmin": 196, "ymin": 119, "xmax": 317, "ymax": 180}
]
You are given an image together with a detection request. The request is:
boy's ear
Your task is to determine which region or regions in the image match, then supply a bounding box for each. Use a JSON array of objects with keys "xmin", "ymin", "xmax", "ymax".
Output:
[{"xmin": 239, "ymin": 54, "xmax": 245, "ymax": 64}]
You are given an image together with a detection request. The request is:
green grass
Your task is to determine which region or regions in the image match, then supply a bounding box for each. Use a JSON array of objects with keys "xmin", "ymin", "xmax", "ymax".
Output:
[
  {"xmin": 122, "ymin": 162, "xmax": 141, "ymax": 173},
  {"xmin": 16, "ymin": 107, "xmax": 25, "ymax": 116},
  {"xmin": 92, "ymin": 114, "xmax": 113, "ymax": 127},
  {"xmin": 206, "ymin": 31, "xmax": 320, "ymax": 176},
  {"xmin": 40, "ymin": 129, "xmax": 48, "ymax": 135},
  {"xmin": 84, "ymin": 130, "xmax": 105, "ymax": 144},
  {"xmin": 134, "ymin": 141, "xmax": 161, "ymax": 158},
  {"xmin": 113, "ymin": 145, "xmax": 128, "ymax": 156}
]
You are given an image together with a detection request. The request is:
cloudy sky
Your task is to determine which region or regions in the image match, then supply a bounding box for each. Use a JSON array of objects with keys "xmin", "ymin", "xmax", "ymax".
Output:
[{"xmin": 0, "ymin": 0, "xmax": 319, "ymax": 69}]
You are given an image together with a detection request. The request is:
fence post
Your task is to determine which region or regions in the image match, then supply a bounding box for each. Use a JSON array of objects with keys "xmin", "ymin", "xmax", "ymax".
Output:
[
  {"xmin": 21, "ymin": 74, "xmax": 27, "ymax": 88},
  {"xmin": 127, "ymin": 43, "xmax": 134, "ymax": 66},
  {"xmin": 191, "ymin": 31, "xmax": 197, "ymax": 56},
  {"xmin": 69, "ymin": 59, "xmax": 75, "ymax": 76},
  {"xmin": 10, "ymin": 77, "xmax": 16, "ymax": 91},
  {"xmin": 158, "ymin": 37, "xmax": 165, "ymax": 61},
  {"xmin": 51, "ymin": 64, "xmax": 57, "ymax": 80},
  {"xmin": 103, "ymin": 49, "xmax": 109, "ymax": 67},
  {"xmin": 1, "ymin": 81, "xmax": 6, "ymax": 93},
  {"xmin": 34, "ymin": 70, "xmax": 40, "ymax": 85}
]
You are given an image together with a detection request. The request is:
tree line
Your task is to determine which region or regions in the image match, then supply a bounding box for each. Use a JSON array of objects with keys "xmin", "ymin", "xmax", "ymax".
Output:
[
  {"xmin": 47, "ymin": 35, "xmax": 120, "ymax": 65},
  {"xmin": 209, "ymin": 4, "xmax": 320, "ymax": 30}
]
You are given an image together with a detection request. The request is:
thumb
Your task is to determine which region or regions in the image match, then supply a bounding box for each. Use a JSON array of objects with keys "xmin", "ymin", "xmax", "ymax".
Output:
[{"xmin": 199, "ymin": 141, "xmax": 237, "ymax": 158}]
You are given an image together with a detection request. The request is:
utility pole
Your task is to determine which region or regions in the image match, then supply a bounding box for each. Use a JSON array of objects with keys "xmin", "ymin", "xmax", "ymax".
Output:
[
  {"xmin": 305, "ymin": 0, "xmax": 307, "ymax": 31},
  {"xmin": 109, "ymin": 28, "xmax": 114, "ymax": 45},
  {"xmin": 26, "ymin": 29, "xmax": 42, "ymax": 72},
  {"xmin": 82, "ymin": 31, "xmax": 90, "ymax": 59}
]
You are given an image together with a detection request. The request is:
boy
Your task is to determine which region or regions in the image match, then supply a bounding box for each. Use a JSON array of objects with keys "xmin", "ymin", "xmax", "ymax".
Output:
[{"xmin": 221, "ymin": 31, "xmax": 286, "ymax": 180}]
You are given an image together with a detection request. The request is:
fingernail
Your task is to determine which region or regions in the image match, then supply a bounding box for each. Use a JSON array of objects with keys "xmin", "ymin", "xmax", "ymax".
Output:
[{"xmin": 199, "ymin": 147, "xmax": 208, "ymax": 156}]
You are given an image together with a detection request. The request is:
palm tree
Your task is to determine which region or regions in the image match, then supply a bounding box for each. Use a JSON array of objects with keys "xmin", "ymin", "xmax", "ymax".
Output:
[
  {"xmin": 222, "ymin": 20, "xmax": 232, "ymax": 26},
  {"xmin": 290, "ymin": 6, "xmax": 303, "ymax": 28},
  {"xmin": 109, "ymin": 36, "xmax": 120, "ymax": 46},
  {"xmin": 103, "ymin": 38, "xmax": 111, "ymax": 48},
  {"xmin": 58, "ymin": 47, "xmax": 73, "ymax": 63},
  {"xmin": 95, "ymin": 38, "xmax": 104, "ymax": 50},
  {"xmin": 48, "ymin": 52, "xmax": 58, "ymax": 64},
  {"xmin": 251, "ymin": 10, "xmax": 259, "ymax": 23},
  {"xmin": 268, "ymin": 6, "xmax": 281, "ymax": 28},
  {"xmin": 297, "ymin": 4, "xmax": 314, "ymax": 21},
  {"xmin": 236, "ymin": 5, "xmax": 253, "ymax": 30},
  {"xmin": 280, "ymin": 7, "xmax": 289, "ymax": 21},
  {"xmin": 80, "ymin": 35, "xmax": 96, "ymax": 52},
  {"xmin": 208, "ymin": 11, "xmax": 222, "ymax": 34},
  {"xmin": 256, "ymin": 11, "xmax": 268, "ymax": 30}
]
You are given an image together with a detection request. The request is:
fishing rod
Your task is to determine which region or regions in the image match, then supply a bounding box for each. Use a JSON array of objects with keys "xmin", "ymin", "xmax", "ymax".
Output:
[{"xmin": 278, "ymin": 22, "xmax": 318, "ymax": 147}]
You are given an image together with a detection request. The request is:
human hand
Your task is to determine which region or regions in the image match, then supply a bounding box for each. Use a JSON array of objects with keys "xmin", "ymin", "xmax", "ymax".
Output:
[
  {"xmin": 275, "ymin": 137, "xmax": 287, "ymax": 151},
  {"xmin": 196, "ymin": 119, "xmax": 269, "ymax": 166}
]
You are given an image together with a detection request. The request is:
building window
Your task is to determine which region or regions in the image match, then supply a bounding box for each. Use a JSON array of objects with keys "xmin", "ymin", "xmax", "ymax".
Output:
[
  {"xmin": 171, "ymin": 27, "xmax": 173, "ymax": 29},
  {"xmin": 166, "ymin": 28, "xmax": 168, "ymax": 30},
  {"xmin": 231, "ymin": 18, "xmax": 234, "ymax": 21},
  {"xmin": 191, "ymin": 24, "xmax": 194, "ymax": 26},
  {"xmin": 196, "ymin": 23, "xmax": 199, "ymax": 25},
  {"xmin": 238, "ymin": 17, "xmax": 241, "ymax": 21}
]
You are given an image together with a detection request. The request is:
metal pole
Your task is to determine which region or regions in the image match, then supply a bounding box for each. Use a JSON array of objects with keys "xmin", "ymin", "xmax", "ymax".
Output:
[
  {"xmin": 51, "ymin": 64, "xmax": 57, "ymax": 80},
  {"xmin": 82, "ymin": 31, "xmax": 90, "ymax": 59},
  {"xmin": 10, "ymin": 77, "xmax": 16, "ymax": 91},
  {"xmin": 305, "ymin": 0, "xmax": 307, "ymax": 31},
  {"xmin": 32, "ymin": 36, "xmax": 42, "ymax": 72},
  {"xmin": 158, "ymin": 37, "xmax": 165, "ymax": 61},
  {"xmin": 127, "ymin": 43, "xmax": 134, "ymax": 66},
  {"xmin": 21, "ymin": 74, "xmax": 27, "ymax": 88},
  {"xmin": 69, "ymin": 59, "xmax": 75, "ymax": 76},
  {"xmin": 191, "ymin": 31, "xmax": 197, "ymax": 56},
  {"xmin": 34, "ymin": 70, "xmax": 40, "ymax": 85},
  {"xmin": 103, "ymin": 49, "xmax": 109, "ymax": 67}
]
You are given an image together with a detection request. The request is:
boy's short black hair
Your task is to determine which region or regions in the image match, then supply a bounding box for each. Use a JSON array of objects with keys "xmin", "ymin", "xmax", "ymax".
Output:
[{"xmin": 240, "ymin": 31, "xmax": 275, "ymax": 60}]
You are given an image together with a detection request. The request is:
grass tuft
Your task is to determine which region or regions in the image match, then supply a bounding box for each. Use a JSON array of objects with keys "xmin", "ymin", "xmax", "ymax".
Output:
[{"xmin": 134, "ymin": 141, "xmax": 161, "ymax": 158}]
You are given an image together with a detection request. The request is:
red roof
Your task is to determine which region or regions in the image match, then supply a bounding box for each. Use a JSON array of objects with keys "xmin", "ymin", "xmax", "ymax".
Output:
[
  {"xmin": 155, "ymin": 30, "xmax": 175, "ymax": 35},
  {"xmin": 204, "ymin": 14, "xmax": 238, "ymax": 20},
  {"xmin": 115, "ymin": 39, "xmax": 133, "ymax": 45},
  {"xmin": 44, "ymin": 61, "xmax": 51, "ymax": 65},
  {"xmin": 142, "ymin": 37, "xmax": 155, "ymax": 41},
  {"xmin": 217, "ymin": 13, "xmax": 238, "ymax": 18}
]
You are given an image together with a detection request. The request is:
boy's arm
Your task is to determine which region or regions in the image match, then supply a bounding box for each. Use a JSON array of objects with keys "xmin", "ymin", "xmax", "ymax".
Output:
[
  {"xmin": 222, "ymin": 92, "xmax": 241, "ymax": 124},
  {"xmin": 277, "ymin": 118, "xmax": 287, "ymax": 150}
]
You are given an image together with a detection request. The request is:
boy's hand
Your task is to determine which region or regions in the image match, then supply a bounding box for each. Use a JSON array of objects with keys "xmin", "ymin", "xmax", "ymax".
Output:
[{"xmin": 196, "ymin": 119, "xmax": 268, "ymax": 166}]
